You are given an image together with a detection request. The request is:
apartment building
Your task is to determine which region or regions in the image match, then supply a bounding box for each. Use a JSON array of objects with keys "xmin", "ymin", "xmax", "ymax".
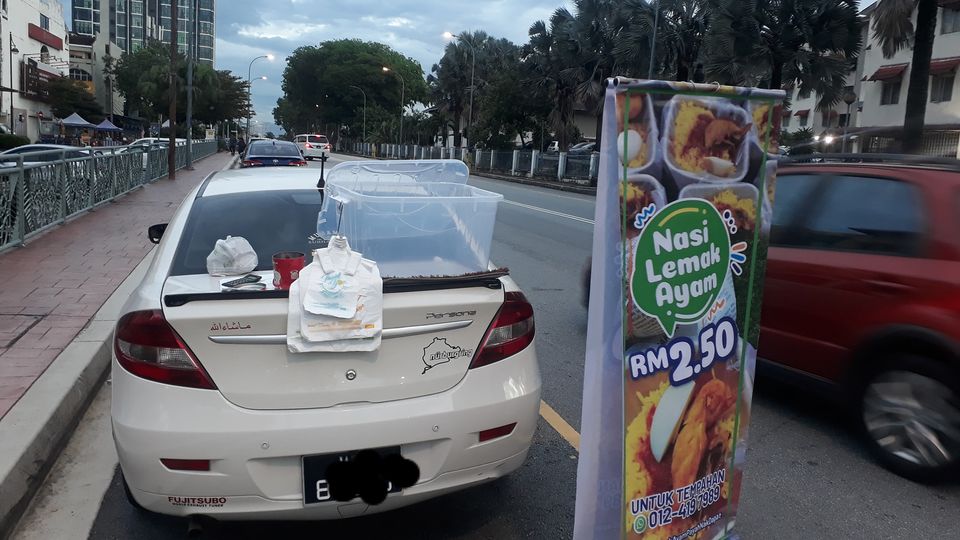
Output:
[
  {"xmin": 1, "ymin": 0, "xmax": 71, "ymax": 141},
  {"xmin": 71, "ymin": 0, "xmax": 214, "ymax": 65}
]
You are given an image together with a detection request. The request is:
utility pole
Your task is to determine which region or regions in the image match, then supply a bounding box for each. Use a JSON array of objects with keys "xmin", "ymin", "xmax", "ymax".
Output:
[
  {"xmin": 185, "ymin": 0, "xmax": 195, "ymax": 169},
  {"xmin": 167, "ymin": 0, "xmax": 178, "ymax": 179}
]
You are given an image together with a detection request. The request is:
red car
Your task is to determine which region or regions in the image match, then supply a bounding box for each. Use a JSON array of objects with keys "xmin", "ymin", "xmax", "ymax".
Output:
[{"xmin": 762, "ymin": 158, "xmax": 960, "ymax": 482}]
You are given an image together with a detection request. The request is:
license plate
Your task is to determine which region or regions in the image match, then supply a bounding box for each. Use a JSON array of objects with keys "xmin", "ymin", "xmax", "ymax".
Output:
[{"xmin": 302, "ymin": 446, "xmax": 402, "ymax": 504}]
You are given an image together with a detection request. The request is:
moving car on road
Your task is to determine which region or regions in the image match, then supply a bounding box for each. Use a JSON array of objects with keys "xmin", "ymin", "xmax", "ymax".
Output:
[
  {"xmin": 763, "ymin": 155, "xmax": 960, "ymax": 482},
  {"xmin": 113, "ymin": 166, "xmax": 541, "ymax": 520},
  {"xmin": 241, "ymin": 140, "xmax": 307, "ymax": 167},
  {"xmin": 294, "ymin": 134, "xmax": 332, "ymax": 160}
]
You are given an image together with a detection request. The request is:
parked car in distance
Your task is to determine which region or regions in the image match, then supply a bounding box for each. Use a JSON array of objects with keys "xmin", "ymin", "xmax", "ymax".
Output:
[
  {"xmin": 241, "ymin": 140, "xmax": 307, "ymax": 167},
  {"xmin": 546, "ymin": 140, "xmax": 560, "ymax": 153},
  {"xmin": 119, "ymin": 141, "xmax": 168, "ymax": 170},
  {"xmin": 760, "ymin": 156, "xmax": 960, "ymax": 482},
  {"xmin": 114, "ymin": 166, "xmax": 541, "ymax": 520},
  {"xmin": 568, "ymin": 142, "xmax": 596, "ymax": 154},
  {"xmin": 0, "ymin": 144, "xmax": 99, "ymax": 166},
  {"xmin": 130, "ymin": 137, "xmax": 186, "ymax": 147},
  {"xmin": 294, "ymin": 134, "xmax": 332, "ymax": 160}
]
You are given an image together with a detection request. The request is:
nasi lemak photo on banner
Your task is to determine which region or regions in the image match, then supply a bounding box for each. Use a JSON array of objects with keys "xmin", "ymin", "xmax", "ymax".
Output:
[{"xmin": 574, "ymin": 79, "xmax": 784, "ymax": 540}]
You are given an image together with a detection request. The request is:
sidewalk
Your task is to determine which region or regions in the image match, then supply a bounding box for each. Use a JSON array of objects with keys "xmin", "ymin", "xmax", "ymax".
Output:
[{"xmin": 0, "ymin": 151, "xmax": 235, "ymax": 419}]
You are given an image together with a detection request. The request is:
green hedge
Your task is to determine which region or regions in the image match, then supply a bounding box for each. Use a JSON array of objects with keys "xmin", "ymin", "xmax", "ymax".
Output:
[{"xmin": 0, "ymin": 134, "xmax": 30, "ymax": 150}]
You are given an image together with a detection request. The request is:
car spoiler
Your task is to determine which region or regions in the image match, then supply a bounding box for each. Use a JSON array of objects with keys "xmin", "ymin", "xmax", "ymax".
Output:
[{"xmin": 163, "ymin": 268, "xmax": 509, "ymax": 307}]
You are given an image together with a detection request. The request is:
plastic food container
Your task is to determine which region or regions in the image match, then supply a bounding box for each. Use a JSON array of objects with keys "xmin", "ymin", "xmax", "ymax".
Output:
[
  {"xmin": 747, "ymin": 101, "xmax": 783, "ymax": 159},
  {"xmin": 616, "ymin": 92, "xmax": 662, "ymax": 178},
  {"xmin": 317, "ymin": 182, "xmax": 502, "ymax": 277},
  {"xmin": 662, "ymin": 96, "xmax": 750, "ymax": 189},
  {"xmin": 679, "ymin": 182, "xmax": 761, "ymax": 239},
  {"xmin": 326, "ymin": 159, "xmax": 469, "ymax": 186},
  {"xmin": 621, "ymin": 173, "xmax": 667, "ymax": 238}
]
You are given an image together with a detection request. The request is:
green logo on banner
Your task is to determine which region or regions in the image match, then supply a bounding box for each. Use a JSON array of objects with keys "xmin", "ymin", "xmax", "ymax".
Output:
[{"xmin": 631, "ymin": 199, "xmax": 730, "ymax": 336}]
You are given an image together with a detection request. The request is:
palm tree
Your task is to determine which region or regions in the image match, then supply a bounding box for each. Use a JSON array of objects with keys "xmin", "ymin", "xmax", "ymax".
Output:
[
  {"xmin": 705, "ymin": 0, "xmax": 862, "ymax": 110},
  {"xmin": 525, "ymin": 11, "xmax": 583, "ymax": 151},
  {"xmin": 428, "ymin": 43, "xmax": 471, "ymax": 147},
  {"xmin": 871, "ymin": 0, "xmax": 939, "ymax": 152}
]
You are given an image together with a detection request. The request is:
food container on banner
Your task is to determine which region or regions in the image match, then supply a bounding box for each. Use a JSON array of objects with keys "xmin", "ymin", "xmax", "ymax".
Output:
[
  {"xmin": 662, "ymin": 96, "xmax": 751, "ymax": 190},
  {"xmin": 759, "ymin": 159, "xmax": 777, "ymax": 236},
  {"xmin": 620, "ymin": 174, "xmax": 667, "ymax": 240},
  {"xmin": 679, "ymin": 181, "xmax": 761, "ymax": 242},
  {"xmin": 747, "ymin": 101, "xmax": 783, "ymax": 159},
  {"xmin": 619, "ymin": 177, "xmax": 670, "ymax": 341},
  {"xmin": 616, "ymin": 92, "xmax": 662, "ymax": 178}
]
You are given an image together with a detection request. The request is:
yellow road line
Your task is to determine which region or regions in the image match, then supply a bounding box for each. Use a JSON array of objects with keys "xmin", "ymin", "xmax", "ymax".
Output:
[{"xmin": 540, "ymin": 400, "xmax": 581, "ymax": 451}]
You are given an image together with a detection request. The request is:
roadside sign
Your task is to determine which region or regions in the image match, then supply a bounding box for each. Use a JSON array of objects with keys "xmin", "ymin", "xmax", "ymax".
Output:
[{"xmin": 575, "ymin": 79, "xmax": 785, "ymax": 540}]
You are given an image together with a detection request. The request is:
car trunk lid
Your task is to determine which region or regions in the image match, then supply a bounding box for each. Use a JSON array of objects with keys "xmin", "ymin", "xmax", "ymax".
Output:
[{"xmin": 161, "ymin": 272, "xmax": 504, "ymax": 410}]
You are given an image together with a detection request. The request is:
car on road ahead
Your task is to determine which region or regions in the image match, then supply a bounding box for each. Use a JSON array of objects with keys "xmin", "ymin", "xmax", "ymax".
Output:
[
  {"xmin": 241, "ymin": 140, "xmax": 307, "ymax": 167},
  {"xmin": 112, "ymin": 167, "xmax": 541, "ymax": 520},
  {"xmin": 294, "ymin": 134, "xmax": 332, "ymax": 160},
  {"xmin": 761, "ymin": 156, "xmax": 960, "ymax": 482}
]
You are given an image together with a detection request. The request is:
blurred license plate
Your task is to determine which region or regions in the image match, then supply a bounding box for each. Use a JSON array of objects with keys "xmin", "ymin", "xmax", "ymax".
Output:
[{"xmin": 302, "ymin": 446, "xmax": 402, "ymax": 504}]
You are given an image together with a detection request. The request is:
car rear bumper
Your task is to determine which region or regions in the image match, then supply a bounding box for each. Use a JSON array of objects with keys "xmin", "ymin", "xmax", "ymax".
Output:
[
  {"xmin": 302, "ymin": 148, "xmax": 329, "ymax": 158},
  {"xmin": 112, "ymin": 347, "xmax": 541, "ymax": 519}
]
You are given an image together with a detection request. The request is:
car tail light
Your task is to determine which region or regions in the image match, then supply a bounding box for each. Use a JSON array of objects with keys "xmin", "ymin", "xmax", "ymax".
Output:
[
  {"xmin": 470, "ymin": 292, "xmax": 535, "ymax": 369},
  {"xmin": 161, "ymin": 458, "xmax": 210, "ymax": 472},
  {"xmin": 305, "ymin": 143, "xmax": 313, "ymax": 149},
  {"xmin": 115, "ymin": 310, "xmax": 216, "ymax": 390},
  {"xmin": 479, "ymin": 423, "xmax": 517, "ymax": 443},
  {"xmin": 241, "ymin": 160, "xmax": 262, "ymax": 167},
  {"xmin": 289, "ymin": 160, "xmax": 308, "ymax": 166}
]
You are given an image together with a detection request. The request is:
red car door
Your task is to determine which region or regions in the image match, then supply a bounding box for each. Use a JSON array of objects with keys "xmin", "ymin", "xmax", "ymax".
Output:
[{"xmin": 761, "ymin": 173, "xmax": 931, "ymax": 381}]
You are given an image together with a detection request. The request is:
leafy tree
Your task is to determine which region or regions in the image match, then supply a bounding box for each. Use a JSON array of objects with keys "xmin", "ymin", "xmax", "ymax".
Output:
[
  {"xmin": 276, "ymin": 40, "xmax": 427, "ymax": 141},
  {"xmin": 113, "ymin": 40, "xmax": 247, "ymax": 123},
  {"xmin": 871, "ymin": 0, "xmax": 938, "ymax": 152},
  {"xmin": 112, "ymin": 41, "xmax": 171, "ymax": 118},
  {"xmin": 46, "ymin": 77, "xmax": 104, "ymax": 123},
  {"xmin": 705, "ymin": 0, "xmax": 862, "ymax": 110},
  {"xmin": 525, "ymin": 12, "xmax": 583, "ymax": 151},
  {"xmin": 472, "ymin": 40, "xmax": 549, "ymax": 148}
]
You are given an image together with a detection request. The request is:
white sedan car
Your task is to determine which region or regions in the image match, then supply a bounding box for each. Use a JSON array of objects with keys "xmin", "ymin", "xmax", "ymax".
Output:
[
  {"xmin": 112, "ymin": 167, "xmax": 541, "ymax": 520},
  {"xmin": 294, "ymin": 134, "xmax": 332, "ymax": 160}
]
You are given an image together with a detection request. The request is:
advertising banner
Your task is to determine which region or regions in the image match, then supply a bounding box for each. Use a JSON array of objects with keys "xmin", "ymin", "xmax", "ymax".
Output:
[{"xmin": 575, "ymin": 79, "xmax": 784, "ymax": 540}]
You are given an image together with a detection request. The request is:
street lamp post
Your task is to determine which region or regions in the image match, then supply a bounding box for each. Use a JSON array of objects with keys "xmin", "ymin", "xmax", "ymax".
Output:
[
  {"xmin": 842, "ymin": 90, "xmax": 858, "ymax": 154},
  {"xmin": 246, "ymin": 54, "xmax": 273, "ymax": 140},
  {"xmin": 349, "ymin": 85, "xmax": 366, "ymax": 142},
  {"xmin": 9, "ymin": 34, "xmax": 19, "ymax": 133},
  {"xmin": 443, "ymin": 32, "xmax": 475, "ymax": 149},
  {"xmin": 382, "ymin": 66, "xmax": 405, "ymax": 146}
]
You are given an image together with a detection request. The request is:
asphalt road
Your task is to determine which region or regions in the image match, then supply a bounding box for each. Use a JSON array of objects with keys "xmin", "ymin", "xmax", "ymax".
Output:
[{"xmin": 13, "ymin": 153, "xmax": 959, "ymax": 540}]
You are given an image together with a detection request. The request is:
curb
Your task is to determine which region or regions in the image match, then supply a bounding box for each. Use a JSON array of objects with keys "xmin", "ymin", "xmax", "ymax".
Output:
[
  {"xmin": 0, "ymin": 251, "xmax": 155, "ymax": 539},
  {"xmin": 335, "ymin": 152, "xmax": 596, "ymax": 196}
]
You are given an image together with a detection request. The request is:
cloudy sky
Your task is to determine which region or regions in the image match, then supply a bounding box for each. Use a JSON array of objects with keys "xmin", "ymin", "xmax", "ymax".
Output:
[{"xmin": 60, "ymin": 0, "xmax": 572, "ymax": 134}]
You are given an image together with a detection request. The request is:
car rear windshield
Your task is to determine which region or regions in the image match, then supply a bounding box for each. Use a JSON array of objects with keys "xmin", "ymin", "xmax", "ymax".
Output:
[
  {"xmin": 248, "ymin": 141, "xmax": 300, "ymax": 157},
  {"xmin": 171, "ymin": 190, "xmax": 324, "ymax": 276},
  {"xmin": 308, "ymin": 135, "xmax": 328, "ymax": 144}
]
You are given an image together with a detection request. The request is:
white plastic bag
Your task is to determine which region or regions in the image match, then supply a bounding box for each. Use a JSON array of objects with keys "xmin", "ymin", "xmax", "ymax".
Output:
[{"xmin": 206, "ymin": 236, "xmax": 258, "ymax": 276}]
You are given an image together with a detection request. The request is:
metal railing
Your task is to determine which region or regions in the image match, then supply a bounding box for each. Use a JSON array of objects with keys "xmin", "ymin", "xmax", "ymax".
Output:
[
  {"xmin": 0, "ymin": 141, "xmax": 217, "ymax": 251},
  {"xmin": 347, "ymin": 142, "xmax": 599, "ymax": 185}
]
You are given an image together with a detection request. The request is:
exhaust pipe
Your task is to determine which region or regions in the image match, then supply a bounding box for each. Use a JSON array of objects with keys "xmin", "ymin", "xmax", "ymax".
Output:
[{"xmin": 186, "ymin": 516, "xmax": 204, "ymax": 538}]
